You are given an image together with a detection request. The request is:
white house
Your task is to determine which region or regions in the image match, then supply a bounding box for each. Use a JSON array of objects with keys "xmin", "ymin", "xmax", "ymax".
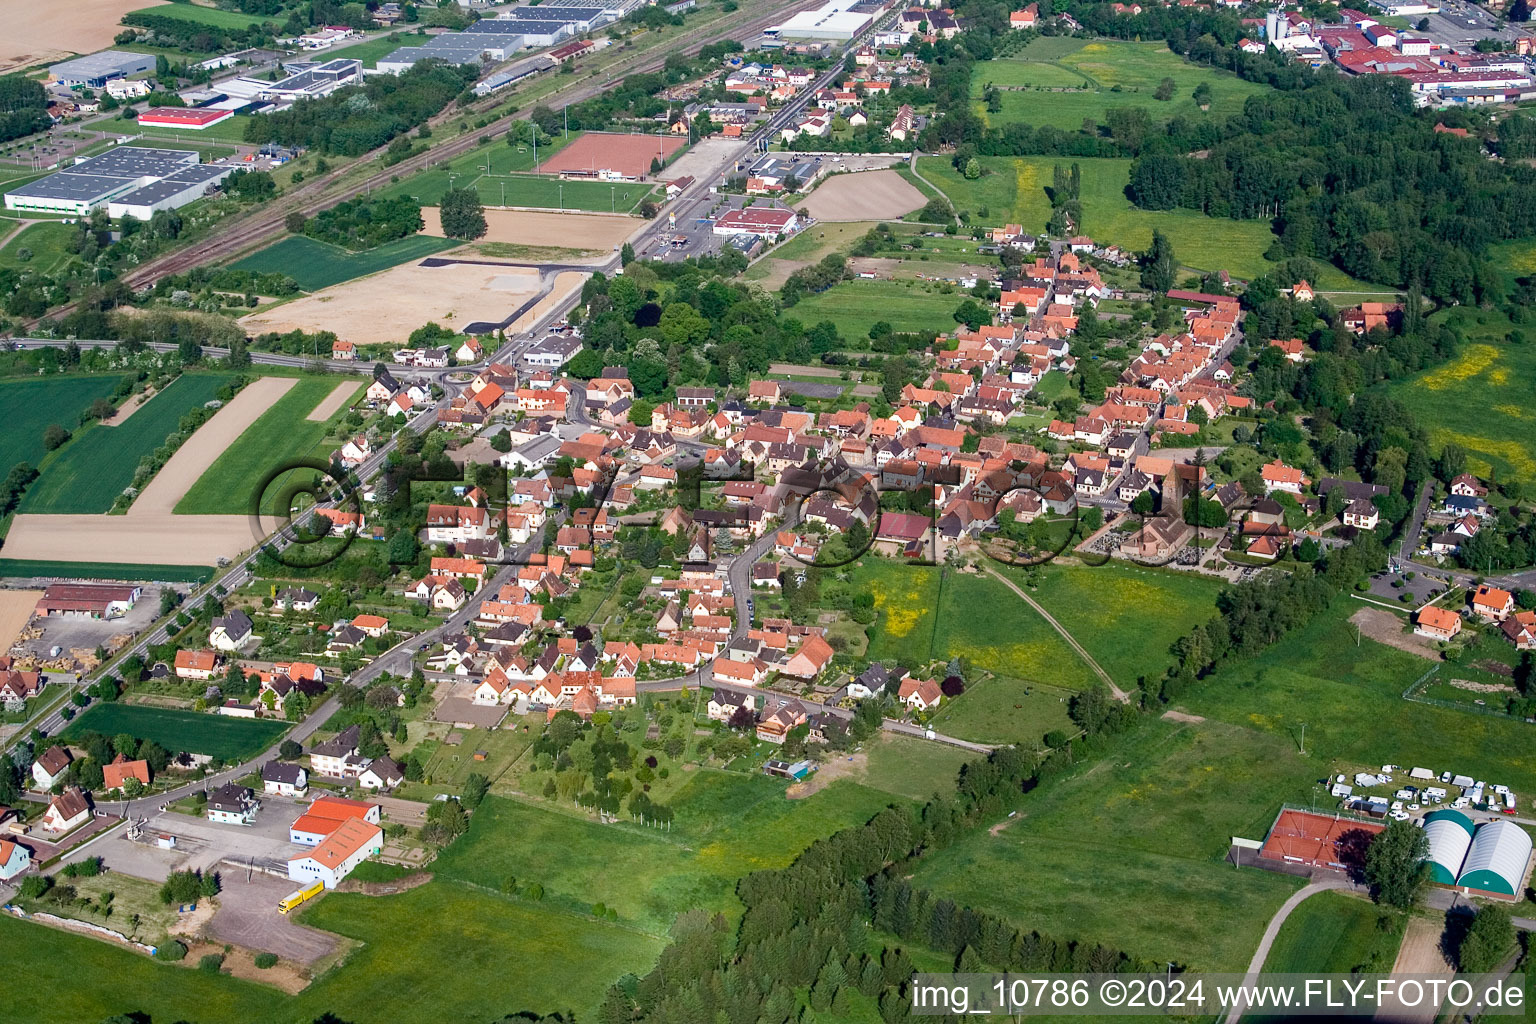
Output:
[
  {"xmin": 206, "ymin": 782, "xmax": 259, "ymax": 825},
  {"xmin": 41, "ymin": 787, "xmax": 91, "ymax": 833},
  {"xmin": 209, "ymin": 610, "xmax": 254, "ymax": 651},
  {"xmin": 357, "ymin": 756, "xmax": 404, "ymax": 790},
  {"xmin": 262, "ymin": 761, "xmax": 309, "ymax": 798},
  {"xmin": 32, "ymin": 746, "xmax": 72, "ymax": 790}
]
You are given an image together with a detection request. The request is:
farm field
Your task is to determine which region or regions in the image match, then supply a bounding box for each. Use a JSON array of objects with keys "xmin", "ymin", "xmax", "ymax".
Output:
[
  {"xmin": 0, "ymin": 558, "xmax": 213, "ymax": 581},
  {"xmin": 915, "ymin": 155, "xmax": 1377, "ymax": 288},
  {"xmin": 60, "ymin": 703, "xmax": 288, "ymax": 760},
  {"xmin": 788, "ymin": 278, "xmax": 966, "ymax": 340},
  {"xmin": 1001, "ymin": 561, "xmax": 1223, "ymax": 687},
  {"xmin": 127, "ymin": 2, "xmax": 272, "ymax": 27},
  {"xmin": 19, "ymin": 372, "xmax": 236, "ymax": 514},
  {"xmin": 0, "ymin": 220, "xmax": 79, "ymax": 274},
  {"xmin": 230, "ymin": 234, "xmax": 459, "ymax": 292},
  {"xmin": 925, "ymin": 675, "xmax": 1076, "ymax": 747},
  {"xmin": 175, "ymin": 377, "xmax": 364, "ymax": 514},
  {"xmin": 973, "ymin": 39, "xmax": 1269, "ymax": 131},
  {"xmin": 859, "ymin": 732, "xmax": 974, "ymax": 802},
  {"xmin": 0, "ymin": 375, "xmax": 124, "ymax": 472},
  {"xmin": 1388, "ymin": 307, "xmax": 1536, "ymax": 483},
  {"xmin": 800, "ymin": 169, "xmax": 926, "ymax": 222},
  {"xmin": 433, "ymin": 772, "xmax": 901, "ymax": 933}
]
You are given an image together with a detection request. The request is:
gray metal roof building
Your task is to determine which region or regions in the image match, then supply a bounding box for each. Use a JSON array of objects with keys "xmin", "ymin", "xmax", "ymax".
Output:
[
  {"xmin": 4, "ymin": 146, "xmax": 222, "ymax": 219},
  {"xmin": 49, "ymin": 50, "xmax": 155, "ymax": 88}
]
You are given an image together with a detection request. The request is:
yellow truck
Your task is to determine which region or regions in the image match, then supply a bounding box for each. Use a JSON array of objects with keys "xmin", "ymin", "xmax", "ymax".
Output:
[{"xmin": 277, "ymin": 881, "xmax": 325, "ymax": 914}]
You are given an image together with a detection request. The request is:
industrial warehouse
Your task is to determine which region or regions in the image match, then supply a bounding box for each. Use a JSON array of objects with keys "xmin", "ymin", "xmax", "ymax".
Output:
[
  {"xmin": 2, "ymin": 147, "xmax": 234, "ymax": 219},
  {"xmin": 378, "ymin": 6, "xmax": 611, "ymax": 72}
]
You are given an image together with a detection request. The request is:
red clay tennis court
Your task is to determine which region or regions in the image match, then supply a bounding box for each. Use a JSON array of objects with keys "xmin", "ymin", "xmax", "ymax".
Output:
[
  {"xmin": 538, "ymin": 131, "xmax": 687, "ymax": 180},
  {"xmin": 1260, "ymin": 809, "xmax": 1384, "ymax": 871}
]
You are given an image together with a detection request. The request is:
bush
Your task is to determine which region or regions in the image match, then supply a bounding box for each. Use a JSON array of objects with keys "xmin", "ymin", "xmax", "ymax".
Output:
[
  {"xmin": 155, "ymin": 940, "xmax": 187, "ymax": 962},
  {"xmin": 198, "ymin": 953, "xmax": 225, "ymax": 973},
  {"xmin": 254, "ymin": 952, "xmax": 279, "ymax": 969}
]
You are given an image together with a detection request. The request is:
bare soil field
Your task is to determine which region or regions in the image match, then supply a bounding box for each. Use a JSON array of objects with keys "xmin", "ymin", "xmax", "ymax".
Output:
[
  {"xmin": 800, "ymin": 169, "xmax": 926, "ymax": 222},
  {"xmin": 536, "ymin": 131, "xmax": 686, "ymax": 179},
  {"xmin": 3, "ymin": 513, "xmax": 278, "ymax": 565},
  {"xmin": 133, "ymin": 377, "xmax": 296, "ymax": 515},
  {"xmin": 0, "ymin": 589, "xmax": 42, "ymax": 652},
  {"xmin": 1, "ymin": 0, "xmax": 165, "ymax": 72},
  {"xmin": 306, "ymin": 380, "xmax": 357, "ymax": 422},
  {"xmin": 240, "ymin": 261, "xmax": 540, "ymax": 346},
  {"xmin": 424, "ymin": 207, "xmax": 635, "ymax": 251},
  {"xmin": 1349, "ymin": 606, "xmax": 1440, "ymax": 660},
  {"xmin": 103, "ymin": 387, "xmax": 154, "ymax": 426},
  {"xmin": 656, "ymin": 138, "xmax": 738, "ymax": 185},
  {"xmin": 512, "ymin": 271, "xmax": 587, "ymax": 333}
]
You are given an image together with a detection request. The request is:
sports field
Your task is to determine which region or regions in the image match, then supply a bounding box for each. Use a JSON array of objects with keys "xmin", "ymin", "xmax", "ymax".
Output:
[
  {"xmin": 788, "ymin": 278, "xmax": 968, "ymax": 339},
  {"xmin": 433, "ymin": 772, "xmax": 899, "ymax": 933},
  {"xmin": 19, "ymin": 372, "xmax": 236, "ymax": 514},
  {"xmin": 1389, "ymin": 307, "xmax": 1536, "ymax": 483},
  {"xmin": 60, "ymin": 703, "xmax": 288, "ymax": 760},
  {"xmin": 386, "ymin": 168, "xmax": 658, "ymax": 212},
  {"xmin": 0, "ymin": 375, "xmax": 124, "ymax": 472},
  {"xmin": 973, "ymin": 39, "xmax": 1269, "ymax": 131},
  {"xmin": 536, "ymin": 130, "xmax": 686, "ymax": 179},
  {"xmin": 230, "ymin": 234, "xmax": 458, "ymax": 292},
  {"xmin": 175, "ymin": 377, "xmax": 364, "ymax": 514}
]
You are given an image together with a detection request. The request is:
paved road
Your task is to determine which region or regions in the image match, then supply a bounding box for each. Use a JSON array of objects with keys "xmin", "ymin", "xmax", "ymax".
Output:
[
  {"xmin": 980, "ymin": 563, "xmax": 1126, "ymax": 700},
  {"xmin": 1399, "ymin": 480, "xmax": 1433, "ymax": 563}
]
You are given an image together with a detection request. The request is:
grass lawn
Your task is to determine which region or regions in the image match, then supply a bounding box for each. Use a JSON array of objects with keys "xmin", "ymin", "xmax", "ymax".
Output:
[
  {"xmin": 133, "ymin": 114, "xmax": 253, "ymax": 145},
  {"xmin": 926, "ymin": 675, "xmax": 1076, "ymax": 747},
  {"xmin": 788, "ymin": 278, "xmax": 963, "ymax": 340},
  {"xmin": 18, "ymin": 871, "xmax": 183, "ymax": 947},
  {"xmin": 0, "ymin": 221, "xmax": 80, "ymax": 275},
  {"xmin": 1259, "ymin": 890, "xmax": 1398, "ymax": 973},
  {"xmin": 0, "ymin": 914, "xmax": 285, "ymax": 1024},
  {"xmin": 0, "ymin": 376, "xmax": 124, "ymax": 472},
  {"xmin": 433, "ymin": 772, "xmax": 900, "ymax": 933},
  {"xmin": 746, "ymin": 220, "xmax": 878, "ymax": 285},
  {"xmin": 230, "ymin": 234, "xmax": 459, "ymax": 292},
  {"xmin": 20, "ymin": 372, "xmax": 237, "ymax": 514},
  {"xmin": 916, "ymin": 155, "xmax": 1376, "ymax": 288},
  {"xmin": 127, "ymin": 3, "xmax": 274, "ymax": 27},
  {"xmin": 329, "ymin": 32, "xmax": 428, "ymax": 68},
  {"xmin": 973, "ymin": 40, "xmax": 1269, "ymax": 131},
  {"xmin": 1388, "ymin": 306, "xmax": 1536, "ymax": 483},
  {"xmin": 378, "ymin": 137, "xmax": 656, "ymax": 212},
  {"xmin": 860, "ymin": 732, "xmax": 976, "ymax": 802},
  {"xmin": 60, "ymin": 704, "xmax": 287, "ymax": 761},
  {"xmin": 0, "ymin": 559, "xmax": 213, "ymax": 582},
  {"xmin": 1001, "ymin": 561, "xmax": 1223, "ymax": 687},
  {"xmin": 294, "ymin": 880, "xmax": 661, "ymax": 1024},
  {"xmin": 1030, "ymin": 369, "xmax": 1072, "ymax": 402},
  {"xmin": 174, "ymin": 377, "xmax": 365, "ymax": 515}
]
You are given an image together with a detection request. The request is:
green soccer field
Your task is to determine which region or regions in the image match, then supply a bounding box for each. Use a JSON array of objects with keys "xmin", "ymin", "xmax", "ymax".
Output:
[
  {"xmin": 60, "ymin": 703, "xmax": 288, "ymax": 761},
  {"xmin": 20, "ymin": 372, "xmax": 237, "ymax": 514},
  {"xmin": 174, "ymin": 377, "xmax": 365, "ymax": 515},
  {"xmin": 230, "ymin": 234, "xmax": 459, "ymax": 292}
]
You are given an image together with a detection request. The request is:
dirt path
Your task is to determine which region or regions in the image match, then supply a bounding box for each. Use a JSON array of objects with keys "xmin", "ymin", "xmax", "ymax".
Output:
[
  {"xmin": 0, "ymin": 589, "xmax": 41, "ymax": 652},
  {"xmin": 305, "ymin": 381, "xmax": 358, "ymax": 422},
  {"xmin": 132, "ymin": 377, "xmax": 297, "ymax": 515},
  {"xmin": 1349, "ymin": 607, "xmax": 1440, "ymax": 661},
  {"xmin": 103, "ymin": 387, "xmax": 154, "ymax": 426},
  {"xmin": 1161, "ymin": 709, "xmax": 1206, "ymax": 724},
  {"xmin": 1376, "ymin": 916, "xmax": 1452, "ymax": 1022},
  {"xmin": 980, "ymin": 564, "xmax": 1126, "ymax": 700}
]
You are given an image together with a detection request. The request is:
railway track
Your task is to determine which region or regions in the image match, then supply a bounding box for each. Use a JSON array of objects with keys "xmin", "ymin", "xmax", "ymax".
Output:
[{"xmin": 105, "ymin": 0, "xmax": 815, "ymax": 292}]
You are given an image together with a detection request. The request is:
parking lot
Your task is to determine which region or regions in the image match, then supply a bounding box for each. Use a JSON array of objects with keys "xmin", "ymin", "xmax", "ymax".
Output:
[
  {"xmin": 71, "ymin": 794, "xmax": 310, "ymax": 880},
  {"xmin": 205, "ymin": 870, "xmax": 341, "ymax": 964},
  {"xmin": 12, "ymin": 585, "xmax": 176, "ymax": 670}
]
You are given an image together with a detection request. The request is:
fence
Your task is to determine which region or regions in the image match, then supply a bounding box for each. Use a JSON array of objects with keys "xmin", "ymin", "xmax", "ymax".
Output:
[{"xmin": 1402, "ymin": 662, "xmax": 1533, "ymax": 725}]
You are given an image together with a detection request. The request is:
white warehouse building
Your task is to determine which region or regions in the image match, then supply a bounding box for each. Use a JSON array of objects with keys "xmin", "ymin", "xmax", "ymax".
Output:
[{"xmin": 3, "ymin": 147, "xmax": 232, "ymax": 219}]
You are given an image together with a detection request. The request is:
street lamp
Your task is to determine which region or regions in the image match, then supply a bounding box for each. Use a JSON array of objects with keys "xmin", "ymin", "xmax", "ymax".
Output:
[{"xmin": 559, "ymin": 182, "xmax": 563, "ymax": 212}]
